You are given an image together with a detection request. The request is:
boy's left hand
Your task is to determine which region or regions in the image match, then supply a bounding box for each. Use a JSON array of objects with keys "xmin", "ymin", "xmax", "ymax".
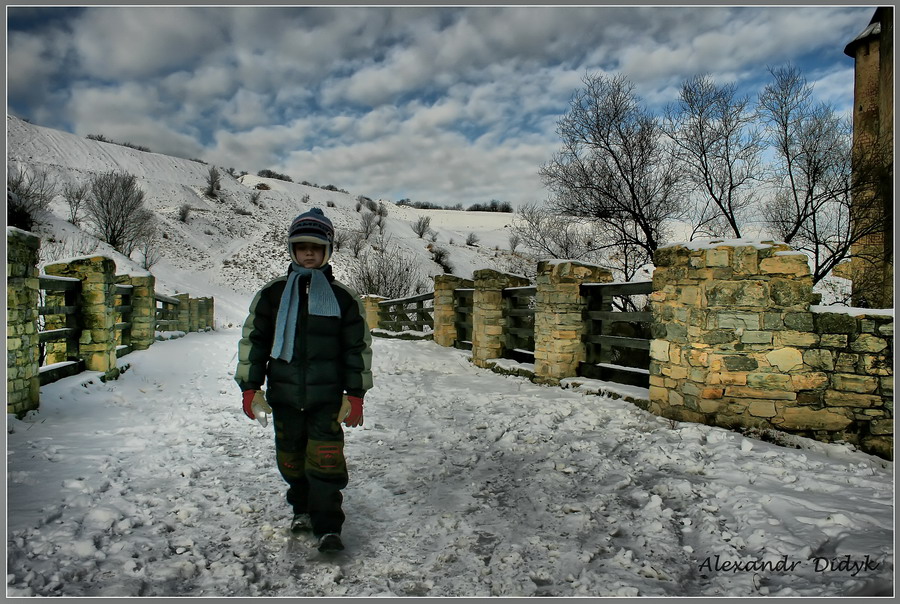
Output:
[{"xmin": 341, "ymin": 395, "xmax": 365, "ymax": 427}]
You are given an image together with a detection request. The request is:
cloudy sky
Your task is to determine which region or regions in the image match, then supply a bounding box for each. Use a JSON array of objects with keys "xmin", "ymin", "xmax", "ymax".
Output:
[{"xmin": 6, "ymin": 4, "xmax": 876, "ymax": 208}]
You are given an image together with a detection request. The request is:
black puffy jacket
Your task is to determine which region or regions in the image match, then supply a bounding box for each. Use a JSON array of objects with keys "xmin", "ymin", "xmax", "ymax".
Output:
[{"xmin": 235, "ymin": 265, "xmax": 373, "ymax": 411}]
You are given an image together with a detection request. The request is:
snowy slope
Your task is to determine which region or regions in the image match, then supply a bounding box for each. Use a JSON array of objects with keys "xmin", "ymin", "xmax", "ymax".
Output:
[
  {"xmin": 7, "ymin": 115, "xmax": 524, "ymax": 325},
  {"xmin": 6, "ymin": 329, "xmax": 894, "ymax": 597}
]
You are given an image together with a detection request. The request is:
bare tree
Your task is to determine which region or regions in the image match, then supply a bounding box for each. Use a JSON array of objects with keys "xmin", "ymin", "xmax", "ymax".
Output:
[
  {"xmin": 136, "ymin": 234, "xmax": 162, "ymax": 269},
  {"xmin": 62, "ymin": 181, "xmax": 90, "ymax": 226},
  {"xmin": 510, "ymin": 202, "xmax": 605, "ymax": 261},
  {"xmin": 757, "ymin": 64, "xmax": 883, "ymax": 286},
  {"xmin": 359, "ymin": 211, "xmax": 378, "ymax": 239},
  {"xmin": 540, "ymin": 73, "xmax": 686, "ymax": 281},
  {"xmin": 7, "ymin": 163, "xmax": 57, "ymax": 231},
  {"xmin": 346, "ymin": 230, "xmax": 367, "ymax": 258},
  {"xmin": 412, "ymin": 216, "xmax": 432, "ymax": 238},
  {"xmin": 345, "ymin": 235, "xmax": 427, "ymax": 298},
  {"xmin": 332, "ymin": 228, "xmax": 349, "ymax": 252},
  {"xmin": 83, "ymin": 171, "xmax": 156, "ymax": 256},
  {"xmin": 664, "ymin": 74, "xmax": 764, "ymax": 238}
]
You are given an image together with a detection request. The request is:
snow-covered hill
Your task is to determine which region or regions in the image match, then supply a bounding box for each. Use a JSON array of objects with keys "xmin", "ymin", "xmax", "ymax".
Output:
[{"xmin": 7, "ymin": 115, "xmax": 525, "ymax": 325}]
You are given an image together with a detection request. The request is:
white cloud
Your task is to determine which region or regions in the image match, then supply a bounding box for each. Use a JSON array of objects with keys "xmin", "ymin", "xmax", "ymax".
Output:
[
  {"xmin": 221, "ymin": 90, "xmax": 272, "ymax": 130},
  {"xmin": 71, "ymin": 7, "xmax": 228, "ymax": 80},
  {"xmin": 6, "ymin": 5, "xmax": 876, "ymax": 210}
]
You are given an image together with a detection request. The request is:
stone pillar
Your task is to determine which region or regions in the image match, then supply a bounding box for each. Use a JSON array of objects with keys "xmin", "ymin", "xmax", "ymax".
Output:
[
  {"xmin": 175, "ymin": 293, "xmax": 191, "ymax": 333},
  {"xmin": 7, "ymin": 228, "xmax": 41, "ymax": 415},
  {"xmin": 649, "ymin": 241, "xmax": 818, "ymax": 428},
  {"xmin": 189, "ymin": 297, "xmax": 201, "ymax": 332},
  {"xmin": 207, "ymin": 296, "xmax": 215, "ymax": 330},
  {"xmin": 471, "ymin": 269, "xmax": 531, "ymax": 368},
  {"xmin": 45, "ymin": 255, "xmax": 119, "ymax": 378},
  {"xmin": 129, "ymin": 274, "xmax": 156, "ymax": 350},
  {"xmin": 534, "ymin": 260, "xmax": 613, "ymax": 385},
  {"xmin": 361, "ymin": 295, "xmax": 387, "ymax": 330},
  {"xmin": 432, "ymin": 274, "xmax": 474, "ymax": 347}
]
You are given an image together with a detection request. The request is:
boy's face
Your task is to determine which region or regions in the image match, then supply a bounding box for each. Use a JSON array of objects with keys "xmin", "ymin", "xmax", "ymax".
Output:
[{"xmin": 293, "ymin": 242, "xmax": 326, "ymax": 268}]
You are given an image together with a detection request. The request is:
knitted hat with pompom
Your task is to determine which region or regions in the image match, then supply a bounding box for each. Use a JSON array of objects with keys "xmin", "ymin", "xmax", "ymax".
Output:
[{"xmin": 288, "ymin": 208, "xmax": 334, "ymax": 266}]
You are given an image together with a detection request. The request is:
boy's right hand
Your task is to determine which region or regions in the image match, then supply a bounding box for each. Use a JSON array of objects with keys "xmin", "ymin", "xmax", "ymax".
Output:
[{"xmin": 242, "ymin": 390, "xmax": 258, "ymax": 419}]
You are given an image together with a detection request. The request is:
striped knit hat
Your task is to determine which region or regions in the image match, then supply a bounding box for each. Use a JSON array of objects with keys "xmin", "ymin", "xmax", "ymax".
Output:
[{"xmin": 288, "ymin": 208, "xmax": 334, "ymax": 267}]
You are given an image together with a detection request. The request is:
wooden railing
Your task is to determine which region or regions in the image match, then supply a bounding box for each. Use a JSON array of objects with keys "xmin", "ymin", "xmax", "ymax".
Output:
[
  {"xmin": 155, "ymin": 293, "xmax": 181, "ymax": 331},
  {"xmin": 453, "ymin": 288, "xmax": 474, "ymax": 350},
  {"xmin": 114, "ymin": 283, "xmax": 134, "ymax": 358},
  {"xmin": 579, "ymin": 281, "xmax": 652, "ymax": 387},
  {"xmin": 503, "ymin": 285, "xmax": 536, "ymax": 364},
  {"xmin": 378, "ymin": 292, "xmax": 434, "ymax": 332},
  {"xmin": 37, "ymin": 275, "xmax": 85, "ymax": 385}
]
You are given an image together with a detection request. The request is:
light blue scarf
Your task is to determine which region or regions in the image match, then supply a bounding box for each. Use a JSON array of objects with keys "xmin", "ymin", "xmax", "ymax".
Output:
[{"xmin": 271, "ymin": 263, "xmax": 341, "ymax": 362}]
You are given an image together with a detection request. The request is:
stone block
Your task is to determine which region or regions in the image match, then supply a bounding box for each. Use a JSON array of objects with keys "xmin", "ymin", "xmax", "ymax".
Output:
[
  {"xmin": 850, "ymin": 334, "xmax": 888, "ymax": 354},
  {"xmin": 747, "ymin": 372, "xmax": 792, "ymax": 390},
  {"xmin": 706, "ymin": 280, "xmax": 769, "ymax": 307},
  {"xmin": 650, "ymin": 340, "xmax": 669, "ymax": 362},
  {"xmin": 860, "ymin": 354, "xmax": 892, "ymax": 376},
  {"xmin": 698, "ymin": 399, "xmax": 723, "ymax": 413},
  {"xmin": 801, "ymin": 349, "xmax": 834, "ymax": 372},
  {"xmin": 704, "ymin": 248, "xmax": 729, "ymax": 267},
  {"xmin": 723, "ymin": 355, "xmax": 759, "ymax": 371},
  {"xmin": 741, "ymin": 331, "xmax": 773, "ymax": 345},
  {"xmin": 774, "ymin": 407, "xmax": 852, "ymax": 431},
  {"xmin": 649, "ymin": 385, "xmax": 668, "ymax": 402},
  {"xmin": 759, "ymin": 254, "xmax": 811, "ymax": 277},
  {"xmin": 774, "ymin": 331, "xmax": 819, "ymax": 347},
  {"xmin": 725, "ymin": 386, "xmax": 796, "ymax": 400},
  {"xmin": 824, "ymin": 390, "xmax": 882, "ymax": 408},
  {"xmin": 702, "ymin": 330, "xmax": 737, "ymax": 345},
  {"xmin": 819, "ymin": 334, "xmax": 848, "ymax": 348},
  {"xmin": 700, "ymin": 387, "xmax": 725, "ymax": 399},
  {"xmin": 831, "ymin": 373, "xmax": 879, "ymax": 394},
  {"xmin": 770, "ymin": 278, "xmax": 813, "ymax": 308},
  {"xmin": 791, "ymin": 372, "xmax": 829, "ymax": 391},
  {"xmin": 748, "ymin": 401, "xmax": 778, "ymax": 417},
  {"xmin": 784, "ymin": 312, "xmax": 814, "ymax": 331},
  {"xmin": 715, "ymin": 311, "xmax": 761, "ymax": 330},
  {"xmin": 870, "ymin": 419, "xmax": 894, "ymax": 436},
  {"xmin": 815, "ymin": 312, "xmax": 859, "ymax": 334}
]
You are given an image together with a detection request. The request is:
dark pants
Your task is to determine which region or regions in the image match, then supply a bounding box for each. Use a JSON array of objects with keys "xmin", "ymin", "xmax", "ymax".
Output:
[{"xmin": 271, "ymin": 404, "xmax": 347, "ymax": 537}]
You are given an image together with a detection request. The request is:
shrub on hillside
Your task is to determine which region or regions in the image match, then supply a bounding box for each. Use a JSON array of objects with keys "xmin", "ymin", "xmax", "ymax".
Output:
[
  {"xmin": 257, "ymin": 169, "xmax": 293, "ymax": 182},
  {"xmin": 7, "ymin": 163, "xmax": 56, "ymax": 231}
]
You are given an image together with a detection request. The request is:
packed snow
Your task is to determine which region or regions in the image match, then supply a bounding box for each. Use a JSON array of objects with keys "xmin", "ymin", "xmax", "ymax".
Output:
[
  {"xmin": 6, "ymin": 112, "xmax": 892, "ymax": 598},
  {"xmin": 7, "ymin": 327, "xmax": 894, "ymax": 597}
]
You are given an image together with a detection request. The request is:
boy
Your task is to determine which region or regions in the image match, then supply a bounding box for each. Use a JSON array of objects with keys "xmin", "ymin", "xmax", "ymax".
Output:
[{"xmin": 235, "ymin": 207, "xmax": 373, "ymax": 553}]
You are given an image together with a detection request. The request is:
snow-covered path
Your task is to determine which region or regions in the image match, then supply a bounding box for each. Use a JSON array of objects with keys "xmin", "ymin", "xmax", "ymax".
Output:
[{"xmin": 7, "ymin": 329, "xmax": 894, "ymax": 597}]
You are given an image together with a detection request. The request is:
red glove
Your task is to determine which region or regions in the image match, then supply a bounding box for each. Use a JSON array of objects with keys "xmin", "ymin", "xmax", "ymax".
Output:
[
  {"xmin": 242, "ymin": 390, "xmax": 257, "ymax": 420},
  {"xmin": 343, "ymin": 395, "xmax": 365, "ymax": 427}
]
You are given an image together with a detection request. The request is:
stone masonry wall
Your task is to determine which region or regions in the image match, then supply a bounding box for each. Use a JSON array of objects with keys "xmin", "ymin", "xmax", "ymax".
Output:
[
  {"xmin": 534, "ymin": 260, "xmax": 612, "ymax": 384},
  {"xmin": 432, "ymin": 275, "xmax": 474, "ymax": 347},
  {"xmin": 649, "ymin": 241, "xmax": 893, "ymax": 459},
  {"xmin": 7, "ymin": 228, "xmax": 41, "ymax": 415},
  {"xmin": 7, "ymin": 228, "xmax": 216, "ymax": 415},
  {"xmin": 471, "ymin": 269, "xmax": 531, "ymax": 368}
]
